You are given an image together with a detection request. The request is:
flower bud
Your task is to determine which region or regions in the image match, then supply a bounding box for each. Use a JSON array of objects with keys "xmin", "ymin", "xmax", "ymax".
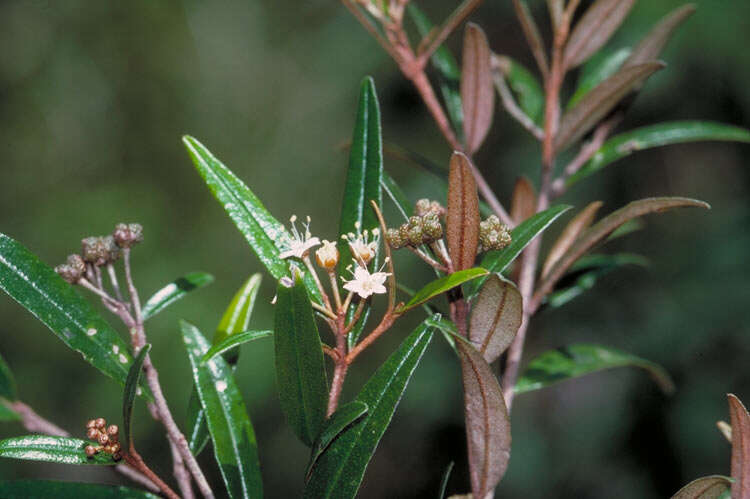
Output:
[
  {"xmin": 85, "ymin": 445, "xmax": 98, "ymax": 457},
  {"xmin": 315, "ymin": 240, "xmax": 339, "ymax": 270},
  {"xmin": 95, "ymin": 418, "xmax": 106, "ymax": 429},
  {"xmin": 109, "ymin": 442, "xmax": 121, "ymax": 454},
  {"xmin": 87, "ymin": 428, "xmax": 99, "ymax": 440},
  {"xmin": 86, "ymin": 419, "xmax": 97, "ymax": 429},
  {"xmin": 81, "ymin": 237, "xmax": 115, "ymax": 266},
  {"xmin": 422, "ymin": 213, "xmax": 443, "ymax": 240},
  {"xmin": 107, "ymin": 424, "xmax": 119, "ymax": 438},
  {"xmin": 385, "ymin": 228, "xmax": 404, "ymax": 249},
  {"xmin": 113, "ymin": 223, "xmax": 144, "ymax": 249},
  {"xmin": 414, "ymin": 198, "xmax": 445, "ymax": 217},
  {"xmin": 478, "ymin": 215, "xmax": 512, "ymax": 252},
  {"xmin": 55, "ymin": 264, "xmax": 81, "ymax": 284},
  {"xmin": 98, "ymin": 433, "xmax": 110, "ymax": 445}
]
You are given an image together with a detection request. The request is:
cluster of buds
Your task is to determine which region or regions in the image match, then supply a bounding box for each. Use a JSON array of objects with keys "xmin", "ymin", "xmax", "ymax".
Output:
[
  {"xmin": 478, "ymin": 215, "xmax": 512, "ymax": 253},
  {"xmin": 414, "ymin": 198, "xmax": 445, "ymax": 218},
  {"xmin": 84, "ymin": 418, "xmax": 122, "ymax": 460},
  {"xmin": 55, "ymin": 223, "xmax": 143, "ymax": 284},
  {"xmin": 386, "ymin": 213, "xmax": 443, "ymax": 249}
]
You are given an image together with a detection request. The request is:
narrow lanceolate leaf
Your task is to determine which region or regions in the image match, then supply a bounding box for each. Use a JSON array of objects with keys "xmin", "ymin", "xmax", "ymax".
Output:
[
  {"xmin": 547, "ymin": 253, "xmax": 649, "ymax": 308},
  {"xmin": 305, "ymin": 401, "xmax": 368, "ymax": 481},
  {"xmin": 0, "ymin": 351, "xmax": 17, "ymax": 401},
  {"xmin": 0, "ymin": 436, "xmax": 117, "ymax": 465},
  {"xmin": 564, "ymin": 0, "xmax": 637, "ymax": 69},
  {"xmin": 510, "ymin": 176, "xmax": 537, "ymax": 224},
  {"xmin": 457, "ymin": 340, "xmax": 511, "ymax": 498},
  {"xmin": 547, "ymin": 0, "xmax": 563, "ymax": 29},
  {"xmin": 494, "ymin": 55, "xmax": 545, "ymax": 124},
  {"xmin": 469, "ymin": 275, "xmax": 522, "ymax": 363},
  {"xmin": 189, "ymin": 274, "xmax": 262, "ymax": 455},
  {"xmin": 338, "ymin": 76, "xmax": 383, "ymax": 275},
  {"xmin": 536, "ymin": 197, "xmax": 710, "ymax": 299},
  {"xmin": 515, "ymin": 344, "xmax": 674, "ymax": 395},
  {"xmin": 555, "ymin": 62, "xmax": 666, "ymax": 151},
  {"xmin": 461, "ymin": 24, "xmax": 494, "ymax": 154},
  {"xmin": 303, "ymin": 318, "xmax": 435, "ymax": 499},
  {"xmin": 512, "ymin": 0, "xmax": 549, "ymax": 77},
  {"xmin": 274, "ymin": 273, "xmax": 328, "ymax": 447},
  {"xmin": 183, "ymin": 136, "xmax": 321, "ymax": 302},
  {"xmin": 568, "ymin": 48, "xmax": 631, "ymax": 110},
  {"xmin": 122, "ymin": 344, "xmax": 151, "ymax": 448},
  {"xmin": 141, "ymin": 272, "xmax": 214, "ymax": 320},
  {"xmin": 181, "ymin": 321, "xmax": 262, "ymax": 498},
  {"xmin": 542, "ymin": 201, "xmax": 604, "ymax": 278},
  {"xmin": 672, "ymin": 475, "xmax": 733, "ymax": 499},
  {"xmin": 447, "ymin": 153, "xmax": 480, "ymax": 271},
  {"xmin": 467, "ymin": 205, "xmax": 572, "ymax": 299},
  {"xmin": 0, "ymin": 234, "xmax": 135, "ymax": 390},
  {"xmin": 439, "ymin": 461, "xmax": 455, "ymax": 499},
  {"xmin": 729, "ymin": 394, "xmax": 750, "ymax": 499},
  {"xmin": 398, "ymin": 268, "xmax": 488, "ymax": 313},
  {"xmin": 201, "ymin": 330, "xmax": 273, "ymax": 364},
  {"xmin": 567, "ymin": 121, "xmax": 750, "ymax": 186},
  {"xmin": 0, "ymin": 480, "xmax": 160, "ymax": 498},
  {"xmin": 407, "ymin": 4, "xmax": 464, "ymax": 139},
  {"xmin": 624, "ymin": 4, "xmax": 696, "ymax": 69},
  {"xmin": 382, "ymin": 173, "xmax": 412, "ymax": 222}
]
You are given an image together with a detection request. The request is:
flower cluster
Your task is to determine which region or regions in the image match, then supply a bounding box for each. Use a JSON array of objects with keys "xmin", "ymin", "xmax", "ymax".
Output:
[
  {"xmin": 478, "ymin": 215, "xmax": 512, "ymax": 252},
  {"xmin": 85, "ymin": 417, "xmax": 122, "ymax": 460}
]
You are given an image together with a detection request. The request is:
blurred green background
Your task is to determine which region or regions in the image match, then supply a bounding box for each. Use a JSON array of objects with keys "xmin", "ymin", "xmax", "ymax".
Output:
[{"xmin": 0, "ymin": 0, "xmax": 749, "ymax": 497}]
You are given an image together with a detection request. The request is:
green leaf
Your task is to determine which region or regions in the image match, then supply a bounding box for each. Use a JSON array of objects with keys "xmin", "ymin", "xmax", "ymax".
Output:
[
  {"xmin": 181, "ymin": 321, "xmax": 263, "ymax": 498},
  {"xmin": 0, "ymin": 351, "xmax": 17, "ymax": 401},
  {"xmin": 567, "ymin": 121, "xmax": 750, "ymax": 186},
  {"xmin": 469, "ymin": 274, "xmax": 523, "ymax": 363},
  {"xmin": 495, "ymin": 55, "xmax": 545, "ymax": 124},
  {"xmin": 672, "ymin": 475, "xmax": 732, "ymax": 499},
  {"xmin": 438, "ymin": 461, "xmax": 455, "ymax": 499},
  {"xmin": 0, "ymin": 402, "xmax": 20, "ymax": 422},
  {"xmin": 141, "ymin": 272, "xmax": 214, "ymax": 321},
  {"xmin": 0, "ymin": 234, "xmax": 137, "ymax": 392},
  {"xmin": 201, "ymin": 330, "xmax": 273, "ymax": 364},
  {"xmin": 382, "ymin": 173, "xmax": 412, "ymax": 222},
  {"xmin": 303, "ymin": 317, "xmax": 435, "ymax": 498},
  {"xmin": 188, "ymin": 274, "xmax": 262, "ymax": 455},
  {"xmin": 425, "ymin": 315, "xmax": 459, "ymax": 351},
  {"xmin": 183, "ymin": 136, "xmax": 321, "ymax": 303},
  {"xmin": 546, "ymin": 253, "xmax": 649, "ymax": 308},
  {"xmin": 555, "ymin": 62, "xmax": 666, "ymax": 151},
  {"xmin": 274, "ymin": 273, "xmax": 328, "ymax": 447},
  {"xmin": 457, "ymin": 339, "xmax": 511, "ymax": 498},
  {"xmin": 339, "ymin": 77, "xmax": 383, "ymax": 347},
  {"xmin": 305, "ymin": 401, "xmax": 368, "ymax": 481},
  {"xmin": 467, "ymin": 205, "xmax": 572, "ymax": 299},
  {"xmin": 515, "ymin": 344, "xmax": 675, "ymax": 395},
  {"xmin": 0, "ymin": 480, "xmax": 160, "ymax": 498},
  {"xmin": 568, "ymin": 47, "xmax": 631, "ymax": 110},
  {"xmin": 0, "ymin": 436, "xmax": 117, "ymax": 465},
  {"xmin": 122, "ymin": 344, "xmax": 150, "ymax": 448},
  {"xmin": 398, "ymin": 268, "xmax": 488, "ymax": 313}
]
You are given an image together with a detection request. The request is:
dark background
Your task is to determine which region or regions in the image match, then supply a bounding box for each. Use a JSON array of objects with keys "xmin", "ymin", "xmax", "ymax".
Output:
[{"xmin": 0, "ymin": 1, "xmax": 749, "ymax": 497}]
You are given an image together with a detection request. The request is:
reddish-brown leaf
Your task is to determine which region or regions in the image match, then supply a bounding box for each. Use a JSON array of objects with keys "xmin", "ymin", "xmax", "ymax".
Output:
[
  {"xmin": 672, "ymin": 475, "xmax": 732, "ymax": 499},
  {"xmin": 512, "ymin": 0, "xmax": 549, "ymax": 78},
  {"xmin": 624, "ymin": 4, "xmax": 696, "ymax": 69},
  {"xmin": 555, "ymin": 62, "xmax": 666, "ymax": 151},
  {"xmin": 461, "ymin": 23, "xmax": 495, "ymax": 154},
  {"xmin": 458, "ymin": 340, "xmax": 511, "ymax": 499},
  {"xmin": 469, "ymin": 274, "xmax": 523, "ymax": 364},
  {"xmin": 536, "ymin": 197, "xmax": 710, "ymax": 300},
  {"xmin": 564, "ymin": 0, "xmax": 637, "ymax": 69},
  {"xmin": 541, "ymin": 201, "xmax": 603, "ymax": 278},
  {"xmin": 510, "ymin": 176, "xmax": 537, "ymax": 224},
  {"xmin": 447, "ymin": 152, "xmax": 481, "ymax": 271},
  {"xmin": 729, "ymin": 394, "xmax": 750, "ymax": 499}
]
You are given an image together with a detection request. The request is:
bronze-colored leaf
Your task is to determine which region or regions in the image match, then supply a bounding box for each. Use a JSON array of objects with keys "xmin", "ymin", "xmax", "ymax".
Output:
[
  {"xmin": 547, "ymin": 0, "xmax": 563, "ymax": 29},
  {"xmin": 458, "ymin": 340, "xmax": 511, "ymax": 499},
  {"xmin": 461, "ymin": 23, "xmax": 495, "ymax": 154},
  {"xmin": 624, "ymin": 4, "xmax": 696, "ymax": 69},
  {"xmin": 510, "ymin": 176, "xmax": 537, "ymax": 224},
  {"xmin": 555, "ymin": 62, "xmax": 666, "ymax": 151},
  {"xmin": 541, "ymin": 201, "xmax": 603, "ymax": 278},
  {"xmin": 447, "ymin": 152, "xmax": 481, "ymax": 271},
  {"xmin": 672, "ymin": 475, "xmax": 732, "ymax": 499},
  {"xmin": 564, "ymin": 0, "xmax": 637, "ymax": 69},
  {"xmin": 729, "ymin": 394, "xmax": 750, "ymax": 499},
  {"xmin": 512, "ymin": 0, "xmax": 549, "ymax": 78},
  {"xmin": 469, "ymin": 274, "xmax": 522, "ymax": 364},
  {"xmin": 536, "ymin": 197, "xmax": 710, "ymax": 300}
]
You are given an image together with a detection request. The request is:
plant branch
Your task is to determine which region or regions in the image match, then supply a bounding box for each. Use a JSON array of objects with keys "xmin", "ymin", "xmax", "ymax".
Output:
[
  {"xmin": 346, "ymin": 312, "xmax": 398, "ymax": 364},
  {"xmin": 124, "ymin": 444, "xmax": 180, "ymax": 499},
  {"xmin": 169, "ymin": 439, "xmax": 195, "ymax": 499},
  {"xmin": 405, "ymin": 245, "xmax": 449, "ymax": 273},
  {"xmin": 491, "ymin": 57, "xmax": 545, "ymax": 141},
  {"xmin": 416, "ymin": 0, "xmax": 485, "ymax": 66}
]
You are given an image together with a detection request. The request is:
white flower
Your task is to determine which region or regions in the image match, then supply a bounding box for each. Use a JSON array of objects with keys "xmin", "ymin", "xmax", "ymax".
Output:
[
  {"xmin": 279, "ymin": 215, "xmax": 320, "ymax": 259},
  {"xmin": 315, "ymin": 240, "xmax": 339, "ymax": 269},
  {"xmin": 343, "ymin": 265, "xmax": 389, "ymax": 299},
  {"xmin": 342, "ymin": 222, "xmax": 379, "ymax": 266}
]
